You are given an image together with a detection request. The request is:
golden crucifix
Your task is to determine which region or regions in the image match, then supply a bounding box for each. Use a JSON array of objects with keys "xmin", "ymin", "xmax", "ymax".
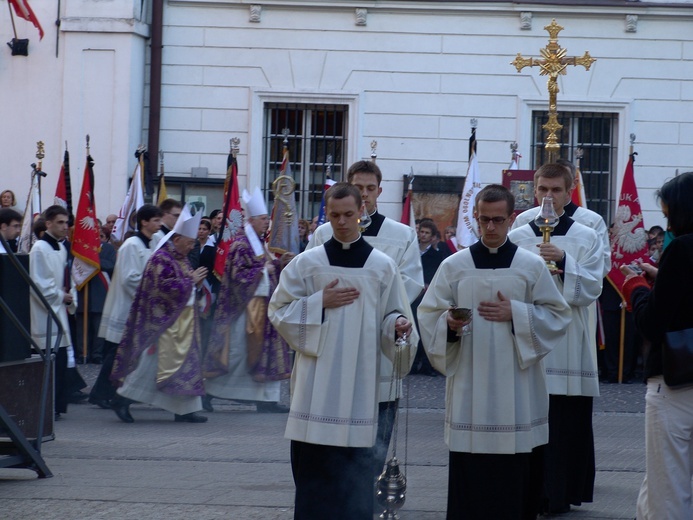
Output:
[{"xmin": 511, "ymin": 19, "xmax": 596, "ymax": 162}]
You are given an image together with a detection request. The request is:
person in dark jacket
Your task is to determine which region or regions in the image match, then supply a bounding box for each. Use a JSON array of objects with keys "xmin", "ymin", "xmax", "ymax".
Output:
[{"xmin": 621, "ymin": 171, "xmax": 693, "ymax": 519}]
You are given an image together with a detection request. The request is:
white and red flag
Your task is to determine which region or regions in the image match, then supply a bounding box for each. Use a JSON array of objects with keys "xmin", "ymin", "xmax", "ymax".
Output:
[
  {"xmin": 71, "ymin": 155, "xmax": 101, "ymax": 290},
  {"xmin": 9, "ymin": 0, "xmax": 44, "ymax": 40}
]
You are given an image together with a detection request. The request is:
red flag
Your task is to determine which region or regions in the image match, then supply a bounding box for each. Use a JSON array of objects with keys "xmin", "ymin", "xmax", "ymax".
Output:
[
  {"xmin": 571, "ymin": 165, "xmax": 587, "ymax": 207},
  {"xmin": 54, "ymin": 149, "xmax": 73, "ymax": 216},
  {"xmin": 213, "ymin": 154, "xmax": 243, "ymax": 279},
  {"xmin": 400, "ymin": 177, "xmax": 413, "ymax": 226},
  {"xmin": 71, "ymin": 155, "xmax": 101, "ymax": 290},
  {"xmin": 605, "ymin": 153, "xmax": 649, "ymax": 297},
  {"xmin": 9, "ymin": 0, "xmax": 44, "ymax": 40}
]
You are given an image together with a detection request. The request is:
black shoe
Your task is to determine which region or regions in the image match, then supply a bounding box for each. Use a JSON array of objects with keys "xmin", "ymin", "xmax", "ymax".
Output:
[
  {"xmin": 88, "ymin": 396, "xmax": 112, "ymax": 409},
  {"xmin": 54, "ymin": 412, "xmax": 61, "ymax": 421},
  {"xmin": 174, "ymin": 413, "xmax": 208, "ymax": 423},
  {"xmin": 112, "ymin": 401, "xmax": 134, "ymax": 423},
  {"xmin": 256, "ymin": 402, "xmax": 290, "ymax": 413},
  {"xmin": 201, "ymin": 395, "xmax": 214, "ymax": 413},
  {"xmin": 90, "ymin": 357, "xmax": 102, "ymax": 365},
  {"xmin": 68, "ymin": 391, "xmax": 89, "ymax": 404}
]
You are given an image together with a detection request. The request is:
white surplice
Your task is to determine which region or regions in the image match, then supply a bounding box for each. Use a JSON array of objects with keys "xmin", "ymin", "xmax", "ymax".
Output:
[
  {"xmin": 307, "ymin": 217, "xmax": 424, "ymax": 402},
  {"xmin": 30, "ymin": 238, "xmax": 77, "ymax": 354},
  {"xmin": 417, "ymin": 242, "xmax": 570, "ymax": 454},
  {"xmin": 98, "ymin": 235, "xmax": 153, "ymax": 344},
  {"xmin": 268, "ymin": 242, "xmax": 417, "ymax": 448},
  {"xmin": 509, "ymin": 218, "xmax": 604, "ymax": 397}
]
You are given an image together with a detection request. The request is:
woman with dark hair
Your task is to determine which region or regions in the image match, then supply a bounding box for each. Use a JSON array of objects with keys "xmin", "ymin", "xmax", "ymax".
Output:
[{"xmin": 621, "ymin": 171, "xmax": 693, "ymax": 519}]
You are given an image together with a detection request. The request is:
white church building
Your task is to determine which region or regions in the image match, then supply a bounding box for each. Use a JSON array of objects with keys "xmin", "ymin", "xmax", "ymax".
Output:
[{"xmin": 1, "ymin": 0, "xmax": 692, "ymax": 229}]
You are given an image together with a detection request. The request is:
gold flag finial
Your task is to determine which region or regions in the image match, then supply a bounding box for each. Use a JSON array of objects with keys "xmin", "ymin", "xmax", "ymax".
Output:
[{"xmin": 511, "ymin": 19, "xmax": 596, "ymax": 163}]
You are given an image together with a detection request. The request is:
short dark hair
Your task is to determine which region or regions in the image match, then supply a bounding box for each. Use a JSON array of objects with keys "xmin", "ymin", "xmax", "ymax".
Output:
[
  {"xmin": 534, "ymin": 163, "xmax": 573, "ymax": 191},
  {"xmin": 419, "ymin": 220, "xmax": 438, "ymax": 235},
  {"xmin": 0, "ymin": 208, "xmax": 22, "ymax": 226},
  {"xmin": 648, "ymin": 225, "xmax": 664, "ymax": 236},
  {"xmin": 159, "ymin": 198, "xmax": 183, "ymax": 213},
  {"xmin": 43, "ymin": 205, "xmax": 69, "ymax": 222},
  {"xmin": 199, "ymin": 219, "xmax": 211, "ymax": 231},
  {"xmin": 347, "ymin": 160, "xmax": 382, "ymax": 185},
  {"xmin": 657, "ymin": 171, "xmax": 693, "ymax": 237},
  {"xmin": 209, "ymin": 209, "xmax": 222, "ymax": 220},
  {"xmin": 33, "ymin": 217, "xmax": 46, "ymax": 239},
  {"xmin": 475, "ymin": 184, "xmax": 515, "ymax": 215},
  {"xmin": 136, "ymin": 204, "xmax": 163, "ymax": 230},
  {"xmin": 324, "ymin": 182, "xmax": 362, "ymax": 208}
]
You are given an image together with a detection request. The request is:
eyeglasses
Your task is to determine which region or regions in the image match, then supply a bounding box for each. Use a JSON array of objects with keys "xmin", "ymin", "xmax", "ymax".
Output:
[{"xmin": 477, "ymin": 216, "xmax": 507, "ymax": 225}]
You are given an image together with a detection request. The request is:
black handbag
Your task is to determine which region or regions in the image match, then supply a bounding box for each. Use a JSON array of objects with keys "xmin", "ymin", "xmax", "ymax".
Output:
[{"xmin": 662, "ymin": 328, "xmax": 693, "ymax": 387}]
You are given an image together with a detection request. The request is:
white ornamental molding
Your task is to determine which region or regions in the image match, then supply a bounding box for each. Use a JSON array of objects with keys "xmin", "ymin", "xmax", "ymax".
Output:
[
  {"xmin": 355, "ymin": 8, "xmax": 367, "ymax": 26},
  {"xmin": 520, "ymin": 12, "xmax": 532, "ymax": 30},
  {"xmin": 250, "ymin": 4, "xmax": 262, "ymax": 23},
  {"xmin": 625, "ymin": 14, "xmax": 638, "ymax": 33}
]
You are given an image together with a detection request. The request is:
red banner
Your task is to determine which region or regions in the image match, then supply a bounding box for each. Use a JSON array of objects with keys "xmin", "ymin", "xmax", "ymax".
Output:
[
  {"xmin": 9, "ymin": 0, "xmax": 44, "ymax": 40},
  {"xmin": 606, "ymin": 154, "xmax": 649, "ymax": 297},
  {"xmin": 213, "ymin": 155, "xmax": 243, "ymax": 279},
  {"xmin": 71, "ymin": 156, "xmax": 101, "ymax": 290}
]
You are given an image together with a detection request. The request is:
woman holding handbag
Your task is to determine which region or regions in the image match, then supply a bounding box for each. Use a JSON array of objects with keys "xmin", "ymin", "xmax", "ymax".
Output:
[{"xmin": 621, "ymin": 171, "xmax": 693, "ymax": 520}]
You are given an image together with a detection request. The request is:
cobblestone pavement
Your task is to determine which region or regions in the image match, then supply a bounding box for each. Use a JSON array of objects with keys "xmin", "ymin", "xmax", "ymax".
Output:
[{"xmin": 0, "ymin": 365, "xmax": 646, "ymax": 519}]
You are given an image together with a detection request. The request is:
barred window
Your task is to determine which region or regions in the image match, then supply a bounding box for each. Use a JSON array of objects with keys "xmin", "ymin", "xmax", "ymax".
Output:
[
  {"xmin": 531, "ymin": 111, "xmax": 618, "ymax": 223},
  {"xmin": 263, "ymin": 104, "xmax": 348, "ymax": 220}
]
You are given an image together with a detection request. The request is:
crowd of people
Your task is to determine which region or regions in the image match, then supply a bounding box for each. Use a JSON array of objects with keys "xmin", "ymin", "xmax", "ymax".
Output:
[{"xmin": 1, "ymin": 162, "xmax": 690, "ymax": 520}]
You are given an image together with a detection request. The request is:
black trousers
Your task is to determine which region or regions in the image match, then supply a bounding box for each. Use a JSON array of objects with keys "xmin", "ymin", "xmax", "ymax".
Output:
[
  {"xmin": 89, "ymin": 340, "xmax": 118, "ymax": 401},
  {"xmin": 543, "ymin": 395, "xmax": 595, "ymax": 513},
  {"xmin": 291, "ymin": 440, "xmax": 374, "ymax": 520},
  {"xmin": 447, "ymin": 448, "xmax": 544, "ymax": 520},
  {"xmin": 54, "ymin": 347, "xmax": 69, "ymax": 414}
]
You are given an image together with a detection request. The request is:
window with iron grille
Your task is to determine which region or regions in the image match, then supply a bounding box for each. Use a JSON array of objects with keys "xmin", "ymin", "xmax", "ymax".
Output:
[
  {"xmin": 531, "ymin": 111, "xmax": 618, "ymax": 223},
  {"xmin": 263, "ymin": 103, "xmax": 348, "ymax": 220}
]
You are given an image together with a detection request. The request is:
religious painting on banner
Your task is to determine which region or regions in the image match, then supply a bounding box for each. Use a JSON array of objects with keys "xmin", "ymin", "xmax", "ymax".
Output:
[
  {"xmin": 606, "ymin": 154, "xmax": 649, "ymax": 297},
  {"xmin": 502, "ymin": 169, "xmax": 536, "ymax": 215},
  {"xmin": 404, "ymin": 175, "xmax": 464, "ymax": 239}
]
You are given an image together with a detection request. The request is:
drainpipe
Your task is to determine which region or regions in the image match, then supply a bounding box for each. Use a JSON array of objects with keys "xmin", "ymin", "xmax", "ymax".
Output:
[{"xmin": 147, "ymin": 0, "xmax": 163, "ymax": 201}]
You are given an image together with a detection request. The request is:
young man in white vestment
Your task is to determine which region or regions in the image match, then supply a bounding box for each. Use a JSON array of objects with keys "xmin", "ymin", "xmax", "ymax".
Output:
[
  {"xmin": 305, "ymin": 160, "xmax": 424, "ymax": 478},
  {"xmin": 417, "ymin": 185, "xmax": 571, "ymax": 519},
  {"xmin": 30, "ymin": 205, "xmax": 79, "ymax": 419},
  {"xmin": 268, "ymin": 183, "xmax": 418, "ymax": 520},
  {"xmin": 508, "ymin": 163, "xmax": 605, "ymax": 514}
]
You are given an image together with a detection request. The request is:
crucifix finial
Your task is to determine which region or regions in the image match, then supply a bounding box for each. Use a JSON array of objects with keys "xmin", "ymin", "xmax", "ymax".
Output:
[{"xmin": 511, "ymin": 19, "xmax": 596, "ymax": 163}]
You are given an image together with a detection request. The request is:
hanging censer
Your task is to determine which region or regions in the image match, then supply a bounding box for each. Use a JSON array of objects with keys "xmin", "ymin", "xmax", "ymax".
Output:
[{"xmin": 375, "ymin": 332, "xmax": 409, "ymax": 519}]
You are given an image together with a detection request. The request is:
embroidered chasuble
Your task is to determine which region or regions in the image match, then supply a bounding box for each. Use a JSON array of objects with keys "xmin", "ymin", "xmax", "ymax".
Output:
[
  {"xmin": 111, "ymin": 240, "xmax": 204, "ymax": 397},
  {"xmin": 418, "ymin": 240, "xmax": 570, "ymax": 454},
  {"xmin": 203, "ymin": 228, "xmax": 291, "ymax": 385},
  {"xmin": 509, "ymin": 214, "xmax": 604, "ymax": 397},
  {"xmin": 269, "ymin": 237, "xmax": 418, "ymax": 448}
]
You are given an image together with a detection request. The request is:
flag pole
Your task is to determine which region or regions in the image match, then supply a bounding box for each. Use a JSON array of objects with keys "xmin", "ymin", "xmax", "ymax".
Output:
[
  {"xmin": 617, "ymin": 134, "xmax": 636, "ymax": 384},
  {"xmin": 7, "ymin": 0, "xmax": 18, "ymax": 40},
  {"xmin": 82, "ymin": 135, "xmax": 91, "ymax": 363}
]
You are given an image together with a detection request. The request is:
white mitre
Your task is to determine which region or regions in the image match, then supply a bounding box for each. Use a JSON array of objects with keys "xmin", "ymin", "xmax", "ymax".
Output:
[
  {"xmin": 155, "ymin": 203, "xmax": 202, "ymax": 251},
  {"xmin": 242, "ymin": 187, "xmax": 268, "ymax": 217}
]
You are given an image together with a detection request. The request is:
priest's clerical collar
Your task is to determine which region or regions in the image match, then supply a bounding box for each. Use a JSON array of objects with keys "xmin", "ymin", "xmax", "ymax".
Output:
[
  {"xmin": 564, "ymin": 201, "xmax": 579, "ymax": 217},
  {"xmin": 136, "ymin": 231, "xmax": 151, "ymax": 248},
  {"xmin": 480, "ymin": 237, "xmax": 508, "ymax": 254},
  {"xmin": 41, "ymin": 232, "xmax": 61, "ymax": 251},
  {"xmin": 333, "ymin": 234, "xmax": 362, "ymax": 250},
  {"xmin": 470, "ymin": 238, "xmax": 517, "ymax": 269},
  {"xmin": 362, "ymin": 210, "xmax": 385, "ymax": 236},
  {"xmin": 324, "ymin": 236, "xmax": 373, "ymax": 268}
]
